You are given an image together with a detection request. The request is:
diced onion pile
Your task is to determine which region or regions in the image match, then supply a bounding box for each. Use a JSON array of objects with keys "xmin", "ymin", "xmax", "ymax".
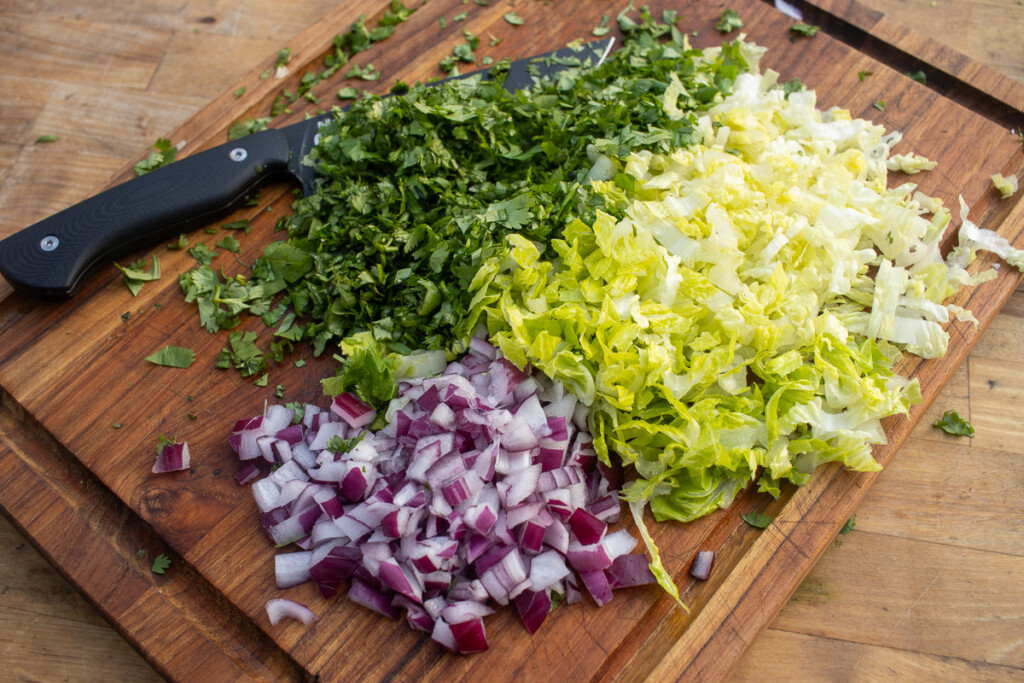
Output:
[{"xmin": 229, "ymin": 337, "xmax": 655, "ymax": 653}]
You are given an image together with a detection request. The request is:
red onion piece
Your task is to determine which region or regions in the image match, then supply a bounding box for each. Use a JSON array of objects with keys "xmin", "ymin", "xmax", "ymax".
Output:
[
  {"xmin": 152, "ymin": 441, "xmax": 190, "ymax": 474},
  {"xmin": 266, "ymin": 598, "xmax": 318, "ymax": 626},
  {"xmin": 690, "ymin": 550, "xmax": 715, "ymax": 581},
  {"xmin": 229, "ymin": 339, "xmax": 654, "ymax": 656}
]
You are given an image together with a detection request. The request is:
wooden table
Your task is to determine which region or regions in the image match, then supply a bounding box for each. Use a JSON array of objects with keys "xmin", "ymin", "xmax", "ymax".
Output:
[{"xmin": 1, "ymin": 1, "xmax": 1022, "ymax": 680}]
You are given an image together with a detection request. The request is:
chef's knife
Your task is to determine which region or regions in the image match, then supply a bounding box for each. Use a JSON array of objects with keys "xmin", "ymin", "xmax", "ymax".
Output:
[{"xmin": 0, "ymin": 37, "xmax": 614, "ymax": 298}]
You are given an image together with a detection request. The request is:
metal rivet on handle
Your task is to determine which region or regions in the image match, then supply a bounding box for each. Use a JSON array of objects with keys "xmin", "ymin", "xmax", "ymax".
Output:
[
  {"xmin": 40, "ymin": 236, "xmax": 59, "ymax": 252},
  {"xmin": 229, "ymin": 148, "xmax": 248, "ymax": 162}
]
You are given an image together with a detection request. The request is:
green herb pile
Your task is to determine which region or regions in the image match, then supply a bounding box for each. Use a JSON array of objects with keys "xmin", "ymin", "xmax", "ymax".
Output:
[{"xmin": 179, "ymin": 8, "xmax": 750, "ymax": 362}]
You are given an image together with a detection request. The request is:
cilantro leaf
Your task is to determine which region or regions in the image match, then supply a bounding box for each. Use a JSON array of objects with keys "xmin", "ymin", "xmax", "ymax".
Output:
[
  {"xmin": 115, "ymin": 253, "xmax": 161, "ymax": 296},
  {"xmin": 216, "ymin": 234, "xmax": 242, "ymax": 253},
  {"xmin": 791, "ymin": 23, "xmax": 820, "ymax": 37},
  {"xmin": 145, "ymin": 345, "xmax": 196, "ymax": 369},
  {"xmin": 741, "ymin": 511, "xmax": 774, "ymax": 528},
  {"xmin": 321, "ymin": 338, "xmax": 398, "ymax": 407},
  {"xmin": 503, "ymin": 12, "xmax": 524, "ymax": 25},
  {"xmin": 216, "ymin": 330, "xmax": 267, "ymax": 378},
  {"xmin": 134, "ymin": 138, "xmax": 178, "ymax": 176},
  {"xmin": 715, "ymin": 9, "xmax": 743, "ymax": 33},
  {"xmin": 933, "ymin": 410, "xmax": 975, "ymax": 437},
  {"xmin": 839, "ymin": 516, "xmax": 857, "ymax": 535},
  {"xmin": 188, "ymin": 243, "xmax": 218, "ymax": 265},
  {"xmin": 326, "ymin": 433, "xmax": 364, "ymax": 454},
  {"xmin": 150, "ymin": 554, "xmax": 171, "ymax": 575},
  {"xmin": 227, "ymin": 117, "xmax": 271, "ymax": 141}
]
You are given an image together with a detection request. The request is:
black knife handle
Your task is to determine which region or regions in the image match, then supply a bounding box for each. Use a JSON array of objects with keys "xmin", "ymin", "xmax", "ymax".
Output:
[{"xmin": 0, "ymin": 129, "xmax": 293, "ymax": 297}]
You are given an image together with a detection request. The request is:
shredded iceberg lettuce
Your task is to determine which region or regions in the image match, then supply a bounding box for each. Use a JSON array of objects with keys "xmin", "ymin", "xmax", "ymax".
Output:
[{"xmin": 462, "ymin": 40, "xmax": 1022, "ymax": 598}]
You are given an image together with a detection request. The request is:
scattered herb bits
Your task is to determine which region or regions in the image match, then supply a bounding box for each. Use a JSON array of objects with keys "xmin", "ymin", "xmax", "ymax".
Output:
[
  {"xmin": 715, "ymin": 9, "xmax": 743, "ymax": 33},
  {"xmin": 741, "ymin": 512, "xmax": 775, "ymax": 529},
  {"xmin": 151, "ymin": 554, "xmax": 172, "ymax": 574},
  {"xmin": 933, "ymin": 410, "xmax": 975, "ymax": 437},
  {"xmin": 145, "ymin": 345, "xmax": 196, "ymax": 369}
]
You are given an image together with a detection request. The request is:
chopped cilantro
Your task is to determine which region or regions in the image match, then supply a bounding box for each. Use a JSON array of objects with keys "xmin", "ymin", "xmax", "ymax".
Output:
[
  {"xmin": 337, "ymin": 86, "xmax": 359, "ymax": 100},
  {"xmin": 285, "ymin": 401, "xmax": 305, "ymax": 423},
  {"xmin": 503, "ymin": 12, "xmax": 524, "ymax": 26},
  {"xmin": 839, "ymin": 516, "xmax": 857, "ymax": 534},
  {"xmin": 453, "ymin": 42, "xmax": 475, "ymax": 64},
  {"xmin": 113, "ymin": 423, "xmax": 123, "ymax": 429},
  {"xmin": 145, "ymin": 345, "xmax": 196, "ymax": 369},
  {"xmin": 933, "ymin": 410, "xmax": 974, "ymax": 437},
  {"xmin": 188, "ymin": 243, "xmax": 218, "ymax": 265},
  {"xmin": 741, "ymin": 511, "xmax": 774, "ymax": 528},
  {"xmin": 134, "ymin": 138, "xmax": 177, "ymax": 176},
  {"xmin": 593, "ymin": 13, "xmax": 611, "ymax": 36},
  {"xmin": 453, "ymin": 11, "xmax": 467, "ymax": 21},
  {"xmin": 115, "ymin": 253, "xmax": 160, "ymax": 296},
  {"xmin": 150, "ymin": 554, "xmax": 171, "ymax": 575},
  {"xmin": 167, "ymin": 234, "xmax": 189, "ymax": 250},
  {"xmin": 791, "ymin": 23, "xmax": 820, "ymax": 37},
  {"xmin": 906, "ymin": 70, "xmax": 927, "ymax": 84},
  {"xmin": 777, "ymin": 77, "xmax": 805, "ymax": 97},
  {"xmin": 857, "ymin": 70, "xmax": 873, "ymax": 81},
  {"xmin": 326, "ymin": 433, "xmax": 364, "ymax": 454},
  {"xmin": 234, "ymin": 86, "xmax": 246, "ymax": 98},
  {"xmin": 222, "ymin": 219, "xmax": 251, "ymax": 233},
  {"xmin": 275, "ymin": 384, "xmax": 285, "ymax": 399},
  {"xmin": 216, "ymin": 330, "xmax": 267, "ymax": 378},
  {"xmin": 874, "ymin": 100, "xmax": 887, "ymax": 111},
  {"xmin": 179, "ymin": 9, "xmax": 749, "ymax": 378},
  {"xmin": 276, "ymin": 47, "xmax": 292, "ymax": 68},
  {"xmin": 345, "ymin": 63, "xmax": 380, "ymax": 81},
  {"xmin": 216, "ymin": 234, "xmax": 242, "ymax": 253},
  {"xmin": 34, "ymin": 134, "xmax": 59, "ymax": 143},
  {"xmin": 715, "ymin": 9, "xmax": 743, "ymax": 33},
  {"xmin": 439, "ymin": 54, "xmax": 458, "ymax": 73},
  {"xmin": 121, "ymin": 311, "xmax": 131, "ymax": 323},
  {"xmin": 227, "ymin": 117, "xmax": 271, "ymax": 141}
]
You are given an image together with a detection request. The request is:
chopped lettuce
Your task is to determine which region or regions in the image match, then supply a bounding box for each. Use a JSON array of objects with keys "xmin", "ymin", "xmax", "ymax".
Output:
[
  {"xmin": 463, "ymin": 54, "xmax": 1023, "ymax": 589},
  {"xmin": 991, "ymin": 173, "xmax": 1019, "ymax": 198}
]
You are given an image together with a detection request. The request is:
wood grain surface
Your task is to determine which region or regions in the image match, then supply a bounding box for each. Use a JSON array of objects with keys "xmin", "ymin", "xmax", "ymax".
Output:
[{"xmin": 0, "ymin": 1, "xmax": 1022, "ymax": 681}]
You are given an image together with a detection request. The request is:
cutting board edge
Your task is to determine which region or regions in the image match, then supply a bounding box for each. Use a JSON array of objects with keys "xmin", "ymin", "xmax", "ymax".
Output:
[
  {"xmin": 799, "ymin": 0, "xmax": 1024, "ymax": 117},
  {"xmin": 0, "ymin": 390, "xmax": 307, "ymax": 683},
  {"xmin": 2, "ymin": 0, "xmax": 1024, "ymax": 681}
]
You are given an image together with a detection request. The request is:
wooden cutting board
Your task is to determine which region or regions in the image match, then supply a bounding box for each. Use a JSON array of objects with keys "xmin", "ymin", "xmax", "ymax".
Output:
[{"xmin": 1, "ymin": 1, "xmax": 1022, "ymax": 680}]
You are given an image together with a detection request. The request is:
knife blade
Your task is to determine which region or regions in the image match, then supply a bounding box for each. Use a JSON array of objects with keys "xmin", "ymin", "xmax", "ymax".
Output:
[{"xmin": 0, "ymin": 37, "xmax": 614, "ymax": 298}]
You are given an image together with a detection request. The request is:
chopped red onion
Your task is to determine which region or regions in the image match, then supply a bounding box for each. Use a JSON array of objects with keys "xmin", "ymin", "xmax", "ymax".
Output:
[
  {"xmin": 266, "ymin": 598, "xmax": 318, "ymax": 626},
  {"xmin": 229, "ymin": 337, "xmax": 653, "ymax": 655},
  {"xmin": 152, "ymin": 440, "xmax": 190, "ymax": 474},
  {"xmin": 690, "ymin": 550, "xmax": 715, "ymax": 581}
]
